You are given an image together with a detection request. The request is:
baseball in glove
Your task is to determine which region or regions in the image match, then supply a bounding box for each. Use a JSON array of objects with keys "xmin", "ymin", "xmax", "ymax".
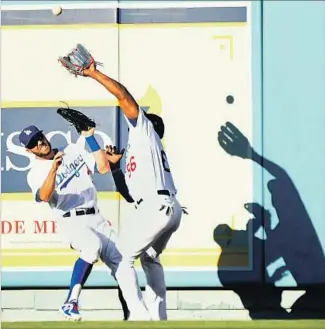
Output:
[
  {"xmin": 58, "ymin": 44, "xmax": 102, "ymax": 77},
  {"xmin": 57, "ymin": 102, "xmax": 96, "ymax": 134}
]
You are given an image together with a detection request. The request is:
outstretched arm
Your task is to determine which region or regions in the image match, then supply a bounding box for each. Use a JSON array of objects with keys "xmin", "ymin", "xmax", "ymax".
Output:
[
  {"xmin": 82, "ymin": 128, "xmax": 111, "ymax": 174},
  {"xmin": 251, "ymin": 150, "xmax": 287, "ymax": 179},
  {"xmin": 85, "ymin": 64, "xmax": 139, "ymax": 120},
  {"xmin": 112, "ymin": 169, "xmax": 134, "ymax": 203},
  {"xmin": 105, "ymin": 145, "xmax": 134, "ymax": 203},
  {"xmin": 218, "ymin": 122, "xmax": 287, "ymax": 179}
]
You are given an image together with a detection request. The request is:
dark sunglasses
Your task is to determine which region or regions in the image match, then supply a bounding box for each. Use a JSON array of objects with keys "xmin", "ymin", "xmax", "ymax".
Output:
[{"xmin": 27, "ymin": 132, "xmax": 45, "ymax": 149}]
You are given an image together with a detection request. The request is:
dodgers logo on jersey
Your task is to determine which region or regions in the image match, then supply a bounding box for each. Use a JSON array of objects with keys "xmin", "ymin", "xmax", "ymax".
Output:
[{"xmin": 55, "ymin": 154, "xmax": 86, "ymax": 190}]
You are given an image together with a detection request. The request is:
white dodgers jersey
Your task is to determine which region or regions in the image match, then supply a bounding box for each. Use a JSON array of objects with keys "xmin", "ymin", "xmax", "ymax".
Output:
[
  {"xmin": 124, "ymin": 108, "xmax": 177, "ymax": 201},
  {"xmin": 27, "ymin": 143, "xmax": 98, "ymax": 218}
]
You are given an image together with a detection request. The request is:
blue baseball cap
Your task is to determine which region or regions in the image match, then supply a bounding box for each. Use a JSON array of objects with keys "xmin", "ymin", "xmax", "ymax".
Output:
[{"xmin": 19, "ymin": 125, "xmax": 43, "ymax": 148}]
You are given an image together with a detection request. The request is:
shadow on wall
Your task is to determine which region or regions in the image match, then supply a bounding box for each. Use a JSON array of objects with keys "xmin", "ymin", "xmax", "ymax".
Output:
[{"xmin": 214, "ymin": 122, "xmax": 325, "ymax": 319}]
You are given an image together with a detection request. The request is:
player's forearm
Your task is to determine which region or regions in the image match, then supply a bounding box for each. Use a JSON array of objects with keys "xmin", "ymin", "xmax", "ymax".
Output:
[
  {"xmin": 89, "ymin": 70, "xmax": 139, "ymax": 119},
  {"xmin": 89, "ymin": 70, "xmax": 128, "ymax": 100},
  {"xmin": 93, "ymin": 149, "xmax": 111, "ymax": 174},
  {"xmin": 112, "ymin": 169, "xmax": 134, "ymax": 203},
  {"xmin": 251, "ymin": 149, "xmax": 286, "ymax": 178},
  {"xmin": 39, "ymin": 168, "xmax": 57, "ymax": 202},
  {"xmin": 84, "ymin": 135, "xmax": 110, "ymax": 174}
]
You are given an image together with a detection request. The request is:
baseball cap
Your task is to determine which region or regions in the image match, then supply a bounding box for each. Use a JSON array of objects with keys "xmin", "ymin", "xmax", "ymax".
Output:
[
  {"xmin": 19, "ymin": 125, "xmax": 43, "ymax": 148},
  {"xmin": 144, "ymin": 113, "xmax": 165, "ymax": 139}
]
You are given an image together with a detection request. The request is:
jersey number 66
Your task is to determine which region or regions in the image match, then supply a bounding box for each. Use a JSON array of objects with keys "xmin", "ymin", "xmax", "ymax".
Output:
[
  {"xmin": 126, "ymin": 156, "xmax": 137, "ymax": 178},
  {"xmin": 126, "ymin": 151, "xmax": 170, "ymax": 178}
]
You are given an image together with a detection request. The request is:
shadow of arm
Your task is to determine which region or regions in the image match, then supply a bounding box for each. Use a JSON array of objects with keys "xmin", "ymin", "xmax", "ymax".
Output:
[{"xmin": 252, "ymin": 150, "xmax": 288, "ymax": 179}]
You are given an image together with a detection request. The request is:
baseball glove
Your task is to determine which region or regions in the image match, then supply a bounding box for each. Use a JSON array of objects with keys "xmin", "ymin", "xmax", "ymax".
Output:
[
  {"xmin": 57, "ymin": 103, "xmax": 96, "ymax": 134},
  {"xmin": 58, "ymin": 44, "xmax": 102, "ymax": 77}
]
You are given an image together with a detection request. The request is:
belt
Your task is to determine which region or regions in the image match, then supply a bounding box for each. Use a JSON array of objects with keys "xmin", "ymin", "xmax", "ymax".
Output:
[
  {"xmin": 135, "ymin": 190, "xmax": 175, "ymax": 208},
  {"xmin": 63, "ymin": 207, "xmax": 97, "ymax": 218},
  {"xmin": 157, "ymin": 189, "xmax": 173, "ymax": 196}
]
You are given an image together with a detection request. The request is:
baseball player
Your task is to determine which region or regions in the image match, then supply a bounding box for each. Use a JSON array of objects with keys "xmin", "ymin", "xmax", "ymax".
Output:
[
  {"xmin": 81, "ymin": 64, "xmax": 184, "ymax": 321},
  {"xmin": 107, "ymin": 145, "xmax": 171, "ymax": 320},
  {"xmin": 19, "ymin": 125, "xmax": 129, "ymax": 321}
]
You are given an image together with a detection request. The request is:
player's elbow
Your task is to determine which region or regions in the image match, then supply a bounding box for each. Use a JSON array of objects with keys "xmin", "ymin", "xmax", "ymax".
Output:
[
  {"xmin": 119, "ymin": 97, "xmax": 139, "ymax": 120},
  {"xmin": 97, "ymin": 162, "xmax": 110, "ymax": 174},
  {"xmin": 38, "ymin": 190, "xmax": 50, "ymax": 203}
]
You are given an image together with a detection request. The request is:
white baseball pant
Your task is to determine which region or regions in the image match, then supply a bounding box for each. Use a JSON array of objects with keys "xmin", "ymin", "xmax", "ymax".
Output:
[
  {"xmin": 59, "ymin": 211, "xmax": 121, "ymax": 274},
  {"xmin": 140, "ymin": 226, "xmax": 179, "ymax": 320},
  {"xmin": 115, "ymin": 195, "xmax": 182, "ymax": 321}
]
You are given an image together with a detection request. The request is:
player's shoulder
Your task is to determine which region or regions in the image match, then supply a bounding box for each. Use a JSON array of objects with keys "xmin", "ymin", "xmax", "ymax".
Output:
[
  {"xmin": 27, "ymin": 158, "xmax": 50, "ymax": 183},
  {"xmin": 62, "ymin": 143, "xmax": 75, "ymax": 151},
  {"xmin": 125, "ymin": 107, "xmax": 151, "ymax": 129},
  {"xmin": 27, "ymin": 166, "xmax": 37, "ymax": 184},
  {"xmin": 136, "ymin": 108, "xmax": 156, "ymax": 136},
  {"xmin": 62, "ymin": 142, "xmax": 83, "ymax": 154}
]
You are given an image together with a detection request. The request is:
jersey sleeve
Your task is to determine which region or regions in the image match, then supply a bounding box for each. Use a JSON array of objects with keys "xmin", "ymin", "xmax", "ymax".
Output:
[
  {"xmin": 70, "ymin": 142, "xmax": 97, "ymax": 173},
  {"xmin": 27, "ymin": 167, "xmax": 51, "ymax": 202},
  {"xmin": 79, "ymin": 147, "xmax": 97, "ymax": 173},
  {"xmin": 124, "ymin": 107, "xmax": 153, "ymax": 136}
]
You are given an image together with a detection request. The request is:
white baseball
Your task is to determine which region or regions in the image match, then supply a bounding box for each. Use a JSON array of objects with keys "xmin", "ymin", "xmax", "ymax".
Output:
[{"xmin": 52, "ymin": 6, "xmax": 62, "ymax": 16}]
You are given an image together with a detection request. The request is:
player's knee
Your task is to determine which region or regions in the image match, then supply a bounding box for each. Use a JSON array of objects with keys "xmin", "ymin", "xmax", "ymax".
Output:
[
  {"xmin": 116, "ymin": 243, "xmax": 137, "ymax": 264},
  {"xmin": 79, "ymin": 235, "xmax": 102, "ymax": 264},
  {"xmin": 101, "ymin": 246, "xmax": 122, "ymax": 278},
  {"xmin": 116, "ymin": 252, "xmax": 136, "ymax": 271},
  {"xmin": 122, "ymin": 254, "xmax": 136, "ymax": 266},
  {"xmin": 140, "ymin": 252, "xmax": 154, "ymax": 269},
  {"xmin": 115, "ymin": 256, "xmax": 136, "ymax": 281}
]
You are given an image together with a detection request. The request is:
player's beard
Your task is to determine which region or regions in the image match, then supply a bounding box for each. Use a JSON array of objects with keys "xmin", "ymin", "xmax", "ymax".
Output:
[{"xmin": 33, "ymin": 141, "xmax": 52, "ymax": 158}]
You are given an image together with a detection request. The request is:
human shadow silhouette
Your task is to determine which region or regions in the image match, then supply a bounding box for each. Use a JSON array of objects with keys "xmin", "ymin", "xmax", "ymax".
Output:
[
  {"xmin": 214, "ymin": 202, "xmax": 289, "ymax": 319},
  {"xmin": 215, "ymin": 122, "xmax": 325, "ymax": 319}
]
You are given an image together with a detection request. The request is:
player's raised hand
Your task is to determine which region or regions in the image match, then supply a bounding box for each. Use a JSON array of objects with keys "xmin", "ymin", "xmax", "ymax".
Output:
[
  {"xmin": 81, "ymin": 127, "xmax": 95, "ymax": 137},
  {"xmin": 218, "ymin": 122, "xmax": 253, "ymax": 159},
  {"xmin": 83, "ymin": 62, "xmax": 97, "ymax": 77},
  {"xmin": 105, "ymin": 145, "xmax": 125, "ymax": 164},
  {"xmin": 244, "ymin": 202, "xmax": 272, "ymax": 233},
  {"xmin": 52, "ymin": 151, "xmax": 64, "ymax": 171}
]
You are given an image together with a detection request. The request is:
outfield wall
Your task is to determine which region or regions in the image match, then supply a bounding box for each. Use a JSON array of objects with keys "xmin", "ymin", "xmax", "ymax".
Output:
[
  {"xmin": 1, "ymin": 1, "xmax": 255, "ymax": 289},
  {"xmin": 1, "ymin": 0, "xmax": 325, "ymax": 320}
]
